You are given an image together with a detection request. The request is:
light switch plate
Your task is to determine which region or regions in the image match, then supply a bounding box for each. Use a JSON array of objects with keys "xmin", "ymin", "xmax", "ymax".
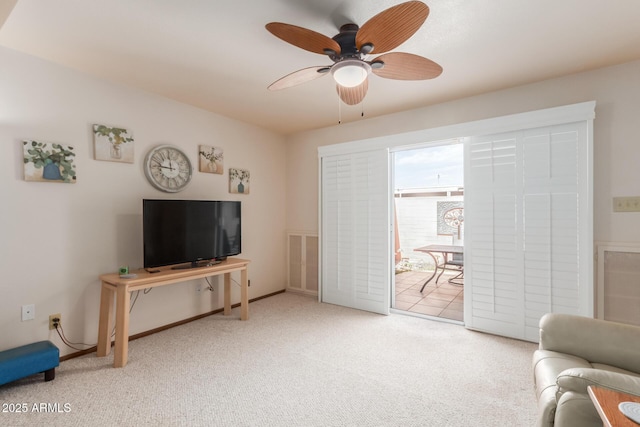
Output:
[{"xmin": 613, "ymin": 197, "xmax": 640, "ymax": 212}]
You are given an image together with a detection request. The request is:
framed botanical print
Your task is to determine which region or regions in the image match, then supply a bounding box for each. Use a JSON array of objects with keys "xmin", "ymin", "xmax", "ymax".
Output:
[
  {"xmin": 93, "ymin": 124, "xmax": 134, "ymax": 163},
  {"xmin": 198, "ymin": 145, "xmax": 223, "ymax": 174},
  {"xmin": 229, "ymin": 168, "xmax": 250, "ymax": 194},
  {"xmin": 23, "ymin": 140, "xmax": 77, "ymax": 183}
]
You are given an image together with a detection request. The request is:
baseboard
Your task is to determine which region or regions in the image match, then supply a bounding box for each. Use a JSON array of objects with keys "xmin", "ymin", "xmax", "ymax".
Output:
[
  {"xmin": 285, "ymin": 287, "xmax": 318, "ymax": 297},
  {"xmin": 59, "ymin": 289, "xmax": 286, "ymax": 362}
]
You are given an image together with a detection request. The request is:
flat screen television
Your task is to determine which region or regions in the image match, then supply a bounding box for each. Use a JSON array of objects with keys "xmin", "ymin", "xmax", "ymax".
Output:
[{"xmin": 143, "ymin": 199, "xmax": 241, "ymax": 269}]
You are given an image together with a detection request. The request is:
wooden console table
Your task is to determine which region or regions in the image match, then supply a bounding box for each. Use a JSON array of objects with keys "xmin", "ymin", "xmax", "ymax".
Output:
[{"xmin": 97, "ymin": 258, "xmax": 250, "ymax": 368}]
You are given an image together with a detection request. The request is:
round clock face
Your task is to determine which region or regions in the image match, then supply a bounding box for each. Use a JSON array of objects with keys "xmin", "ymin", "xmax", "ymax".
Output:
[{"xmin": 144, "ymin": 145, "xmax": 193, "ymax": 192}]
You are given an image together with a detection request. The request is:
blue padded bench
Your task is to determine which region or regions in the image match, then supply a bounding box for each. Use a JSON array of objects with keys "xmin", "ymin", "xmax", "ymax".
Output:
[{"xmin": 0, "ymin": 341, "xmax": 59, "ymax": 386}]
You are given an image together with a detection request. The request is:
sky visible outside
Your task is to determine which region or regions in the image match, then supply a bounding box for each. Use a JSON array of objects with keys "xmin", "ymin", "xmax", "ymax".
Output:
[{"xmin": 394, "ymin": 143, "xmax": 464, "ymax": 190}]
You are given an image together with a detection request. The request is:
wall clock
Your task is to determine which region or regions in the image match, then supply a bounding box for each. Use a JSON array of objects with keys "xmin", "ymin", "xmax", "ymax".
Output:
[{"xmin": 144, "ymin": 144, "xmax": 193, "ymax": 192}]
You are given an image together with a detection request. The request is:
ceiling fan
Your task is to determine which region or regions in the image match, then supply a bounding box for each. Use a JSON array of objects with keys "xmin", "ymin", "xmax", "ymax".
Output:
[{"xmin": 265, "ymin": 1, "xmax": 442, "ymax": 106}]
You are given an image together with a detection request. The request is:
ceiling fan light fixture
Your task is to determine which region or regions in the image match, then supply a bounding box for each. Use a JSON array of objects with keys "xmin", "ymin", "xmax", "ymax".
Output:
[{"xmin": 331, "ymin": 60, "xmax": 371, "ymax": 88}]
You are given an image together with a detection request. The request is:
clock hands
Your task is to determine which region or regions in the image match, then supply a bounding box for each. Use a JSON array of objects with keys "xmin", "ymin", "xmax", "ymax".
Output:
[{"xmin": 154, "ymin": 158, "xmax": 178, "ymax": 173}]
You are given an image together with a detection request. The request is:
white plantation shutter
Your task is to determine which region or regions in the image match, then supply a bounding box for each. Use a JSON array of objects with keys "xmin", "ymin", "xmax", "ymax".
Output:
[
  {"xmin": 465, "ymin": 134, "xmax": 521, "ymax": 337},
  {"xmin": 320, "ymin": 149, "xmax": 390, "ymax": 315},
  {"xmin": 465, "ymin": 122, "xmax": 592, "ymax": 341}
]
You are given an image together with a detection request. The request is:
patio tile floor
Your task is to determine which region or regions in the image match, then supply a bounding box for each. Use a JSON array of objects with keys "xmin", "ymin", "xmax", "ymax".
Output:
[{"xmin": 394, "ymin": 270, "xmax": 464, "ymax": 322}]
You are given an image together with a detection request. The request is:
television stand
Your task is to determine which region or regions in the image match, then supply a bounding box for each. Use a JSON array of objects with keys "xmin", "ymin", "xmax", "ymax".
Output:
[{"xmin": 96, "ymin": 257, "xmax": 250, "ymax": 368}]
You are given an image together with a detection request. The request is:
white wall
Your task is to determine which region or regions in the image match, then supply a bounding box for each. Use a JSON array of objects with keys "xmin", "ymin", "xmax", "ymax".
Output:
[
  {"xmin": 0, "ymin": 46, "xmax": 288, "ymax": 356},
  {"xmin": 286, "ymin": 60, "xmax": 640, "ymax": 248}
]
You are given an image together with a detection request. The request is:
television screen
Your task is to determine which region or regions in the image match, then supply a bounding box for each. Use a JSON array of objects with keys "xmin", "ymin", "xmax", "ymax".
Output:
[{"xmin": 143, "ymin": 199, "xmax": 241, "ymax": 269}]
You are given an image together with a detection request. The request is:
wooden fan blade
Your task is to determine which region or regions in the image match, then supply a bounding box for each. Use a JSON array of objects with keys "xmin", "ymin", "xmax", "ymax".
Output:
[
  {"xmin": 372, "ymin": 52, "xmax": 442, "ymax": 80},
  {"xmin": 356, "ymin": 1, "xmax": 429, "ymax": 54},
  {"xmin": 266, "ymin": 22, "xmax": 341, "ymax": 55},
  {"xmin": 336, "ymin": 78, "xmax": 369, "ymax": 105},
  {"xmin": 268, "ymin": 67, "xmax": 329, "ymax": 91}
]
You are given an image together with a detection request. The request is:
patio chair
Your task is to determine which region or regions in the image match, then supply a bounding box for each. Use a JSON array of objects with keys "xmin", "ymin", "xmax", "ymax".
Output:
[{"xmin": 436, "ymin": 252, "xmax": 464, "ymax": 285}]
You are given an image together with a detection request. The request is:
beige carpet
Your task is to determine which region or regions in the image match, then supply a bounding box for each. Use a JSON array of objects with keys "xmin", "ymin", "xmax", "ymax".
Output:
[{"xmin": 0, "ymin": 292, "xmax": 538, "ymax": 426}]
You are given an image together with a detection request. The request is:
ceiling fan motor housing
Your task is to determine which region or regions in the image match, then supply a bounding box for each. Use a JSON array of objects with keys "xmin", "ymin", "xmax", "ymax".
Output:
[
  {"xmin": 331, "ymin": 24, "xmax": 364, "ymax": 60},
  {"xmin": 327, "ymin": 23, "xmax": 377, "ymax": 87}
]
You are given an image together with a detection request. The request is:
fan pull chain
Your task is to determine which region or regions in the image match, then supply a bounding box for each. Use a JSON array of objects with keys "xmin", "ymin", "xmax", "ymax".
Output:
[{"xmin": 337, "ymin": 88, "xmax": 342, "ymax": 124}]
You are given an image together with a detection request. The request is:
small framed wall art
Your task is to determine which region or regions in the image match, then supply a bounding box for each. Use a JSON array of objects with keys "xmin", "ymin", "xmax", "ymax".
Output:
[
  {"xmin": 23, "ymin": 140, "xmax": 77, "ymax": 183},
  {"xmin": 93, "ymin": 124, "xmax": 134, "ymax": 163},
  {"xmin": 437, "ymin": 201, "xmax": 464, "ymax": 235},
  {"xmin": 198, "ymin": 145, "xmax": 223, "ymax": 174},
  {"xmin": 229, "ymin": 168, "xmax": 250, "ymax": 194}
]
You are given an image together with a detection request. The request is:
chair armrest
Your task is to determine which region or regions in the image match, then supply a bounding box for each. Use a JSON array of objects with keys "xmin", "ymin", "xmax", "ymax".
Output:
[
  {"xmin": 557, "ymin": 368, "xmax": 640, "ymax": 396},
  {"xmin": 539, "ymin": 313, "xmax": 640, "ymax": 372}
]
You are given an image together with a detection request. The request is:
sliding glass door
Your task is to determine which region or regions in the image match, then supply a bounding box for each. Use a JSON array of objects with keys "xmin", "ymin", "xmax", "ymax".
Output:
[{"xmin": 318, "ymin": 102, "xmax": 594, "ymax": 342}]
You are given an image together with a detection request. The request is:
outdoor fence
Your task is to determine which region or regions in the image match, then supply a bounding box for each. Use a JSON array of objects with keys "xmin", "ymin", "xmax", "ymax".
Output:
[{"xmin": 395, "ymin": 186, "xmax": 464, "ymax": 271}]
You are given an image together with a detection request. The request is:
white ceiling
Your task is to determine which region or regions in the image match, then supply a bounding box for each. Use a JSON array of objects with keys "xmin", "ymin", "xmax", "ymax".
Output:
[{"xmin": 1, "ymin": 0, "xmax": 640, "ymax": 135}]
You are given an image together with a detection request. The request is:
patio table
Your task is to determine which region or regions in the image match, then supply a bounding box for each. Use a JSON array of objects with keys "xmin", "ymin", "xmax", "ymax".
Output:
[{"xmin": 414, "ymin": 244, "xmax": 464, "ymax": 292}]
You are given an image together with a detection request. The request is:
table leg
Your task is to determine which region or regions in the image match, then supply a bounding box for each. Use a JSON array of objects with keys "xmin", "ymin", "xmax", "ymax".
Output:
[
  {"xmin": 224, "ymin": 273, "xmax": 231, "ymax": 315},
  {"xmin": 113, "ymin": 285, "xmax": 131, "ymax": 368},
  {"xmin": 435, "ymin": 253, "xmax": 448, "ymax": 283},
  {"xmin": 96, "ymin": 282, "xmax": 114, "ymax": 357},
  {"xmin": 240, "ymin": 267, "xmax": 248, "ymax": 320},
  {"xmin": 420, "ymin": 251, "xmax": 439, "ymax": 292}
]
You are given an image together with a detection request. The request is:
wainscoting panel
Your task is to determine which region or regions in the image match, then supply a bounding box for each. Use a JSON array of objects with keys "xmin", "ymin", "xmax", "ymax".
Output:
[
  {"xmin": 597, "ymin": 244, "xmax": 640, "ymax": 326},
  {"xmin": 287, "ymin": 232, "xmax": 318, "ymax": 296}
]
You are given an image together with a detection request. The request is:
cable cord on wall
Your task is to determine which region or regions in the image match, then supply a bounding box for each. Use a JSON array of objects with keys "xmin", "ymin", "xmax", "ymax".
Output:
[
  {"xmin": 200, "ymin": 276, "xmax": 242, "ymax": 293},
  {"xmin": 54, "ymin": 320, "xmax": 96, "ymax": 351},
  {"xmin": 203, "ymin": 276, "xmax": 242, "ymax": 290},
  {"xmin": 54, "ymin": 289, "xmax": 148, "ymax": 351},
  {"xmin": 204, "ymin": 277, "xmax": 215, "ymax": 291}
]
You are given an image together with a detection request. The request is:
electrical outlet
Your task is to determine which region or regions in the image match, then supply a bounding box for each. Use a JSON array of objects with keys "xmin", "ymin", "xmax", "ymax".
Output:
[
  {"xmin": 21, "ymin": 304, "xmax": 35, "ymax": 321},
  {"xmin": 49, "ymin": 313, "xmax": 61, "ymax": 330}
]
